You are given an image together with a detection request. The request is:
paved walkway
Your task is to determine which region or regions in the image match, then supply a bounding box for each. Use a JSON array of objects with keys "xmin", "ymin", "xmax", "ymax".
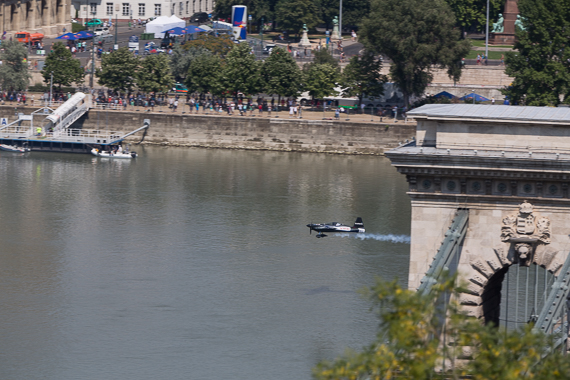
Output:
[{"xmin": 89, "ymin": 103, "xmax": 413, "ymax": 125}]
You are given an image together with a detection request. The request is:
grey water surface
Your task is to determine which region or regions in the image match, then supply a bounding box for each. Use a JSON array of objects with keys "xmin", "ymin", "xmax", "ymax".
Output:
[{"xmin": 0, "ymin": 146, "xmax": 410, "ymax": 380}]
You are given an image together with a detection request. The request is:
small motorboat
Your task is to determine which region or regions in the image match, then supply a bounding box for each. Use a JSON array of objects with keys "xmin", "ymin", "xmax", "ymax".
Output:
[
  {"xmin": 0, "ymin": 144, "xmax": 31, "ymax": 153},
  {"xmin": 91, "ymin": 148, "xmax": 137, "ymax": 159}
]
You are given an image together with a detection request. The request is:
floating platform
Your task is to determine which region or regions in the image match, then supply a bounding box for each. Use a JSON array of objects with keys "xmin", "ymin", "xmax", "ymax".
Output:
[{"xmin": 0, "ymin": 96, "xmax": 149, "ymax": 154}]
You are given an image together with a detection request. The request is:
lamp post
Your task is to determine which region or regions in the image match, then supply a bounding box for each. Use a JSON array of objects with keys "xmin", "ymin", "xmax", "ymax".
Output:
[
  {"xmin": 260, "ymin": 16, "xmax": 264, "ymax": 50},
  {"xmin": 485, "ymin": 0, "xmax": 489, "ymax": 60},
  {"xmin": 49, "ymin": 71, "xmax": 53, "ymax": 105},
  {"xmin": 90, "ymin": 10, "xmax": 96, "ymax": 88},
  {"xmin": 339, "ymin": 0, "xmax": 342, "ymax": 41}
]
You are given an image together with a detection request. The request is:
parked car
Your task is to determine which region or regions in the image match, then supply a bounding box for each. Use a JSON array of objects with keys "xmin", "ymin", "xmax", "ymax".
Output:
[
  {"xmin": 190, "ymin": 12, "xmax": 209, "ymax": 24},
  {"xmin": 262, "ymin": 43, "xmax": 276, "ymax": 54},
  {"xmin": 94, "ymin": 27, "xmax": 109, "ymax": 36},
  {"xmin": 86, "ymin": 19, "xmax": 102, "ymax": 27}
]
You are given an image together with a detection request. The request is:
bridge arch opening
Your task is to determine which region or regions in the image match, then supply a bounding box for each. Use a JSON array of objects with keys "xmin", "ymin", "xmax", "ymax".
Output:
[{"xmin": 466, "ymin": 248, "xmax": 562, "ymax": 331}]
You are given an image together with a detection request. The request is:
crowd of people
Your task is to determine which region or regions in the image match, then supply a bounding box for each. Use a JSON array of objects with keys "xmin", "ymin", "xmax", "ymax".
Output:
[{"xmin": 88, "ymin": 90, "xmax": 407, "ymax": 120}]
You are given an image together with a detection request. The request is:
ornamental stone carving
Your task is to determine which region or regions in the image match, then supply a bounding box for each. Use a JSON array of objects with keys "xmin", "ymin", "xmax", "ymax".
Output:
[{"xmin": 500, "ymin": 201, "xmax": 551, "ymax": 265}]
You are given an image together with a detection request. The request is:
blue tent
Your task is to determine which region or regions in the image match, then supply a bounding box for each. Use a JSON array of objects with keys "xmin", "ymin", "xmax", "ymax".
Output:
[
  {"xmin": 76, "ymin": 30, "xmax": 94, "ymax": 39},
  {"xmin": 56, "ymin": 32, "xmax": 79, "ymax": 40},
  {"xmin": 459, "ymin": 92, "xmax": 490, "ymax": 102},
  {"xmin": 163, "ymin": 27, "xmax": 187, "ymax": 36},
  {"xmin": 433, "ymin": 91, "xmax": 456, "ymax": 99},
  {"xmin": 185, "ymin": 25, "xmax": 206, "ymax": 34}
]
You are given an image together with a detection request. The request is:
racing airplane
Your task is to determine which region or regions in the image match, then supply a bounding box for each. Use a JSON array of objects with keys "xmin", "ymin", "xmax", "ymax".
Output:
[{"xmin": 306, "ymin": 217, "xmax": 365, "ymax": 238}]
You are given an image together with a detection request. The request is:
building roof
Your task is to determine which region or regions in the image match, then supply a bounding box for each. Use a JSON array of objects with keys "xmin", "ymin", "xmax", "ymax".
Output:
[{"xmin": 408, "ymin": 104, "xmax": 570, "ymax": 124}]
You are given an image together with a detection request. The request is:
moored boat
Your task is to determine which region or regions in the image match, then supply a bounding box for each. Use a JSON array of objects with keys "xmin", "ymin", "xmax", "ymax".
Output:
[
  {"xmin": 91, "ymin": 148, "xmax": 137, "ymax": 159},
  {"xmin": 0, "ymin": 144, "xmax": 31, "ymax": 153}
]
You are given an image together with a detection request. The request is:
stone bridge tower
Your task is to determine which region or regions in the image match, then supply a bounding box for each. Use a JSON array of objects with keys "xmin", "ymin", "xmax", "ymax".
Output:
[{"xmin": 387, "ymin": 104, "xmax": 570, "ymax": 335}]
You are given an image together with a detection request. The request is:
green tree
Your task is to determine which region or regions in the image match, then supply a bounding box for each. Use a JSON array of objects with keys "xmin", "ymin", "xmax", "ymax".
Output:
[
  {"xmin": 260, "ymin": 47, "xmax": 302, "ymax": 104},
  {"xmin": 170, "ymin": 45, "xmax": 210, "ymax": 83},
  {"xmin": 183, "ymin": 34, "xmax": 235, "ymax": 57},
  {"xmin": 96, "ymin": 47, "xmax": 139, "ymax": 93},
  {"xmin": 311, "ymin": 48, "xmax": 339, "ymax": 69},
  {"xmin": 316, "ymin": 0, "xmax": 339, "ymax": 30},
  {"xmin": 360, "ymin": 0, "xmax": 471, "ymax": 106},
  {"xmin": 303, "ymin": 63, "xmax": 339, "ymax": 100},
  {"xmin": 275, "ymin": 0, "xmax": 321, "ymax": 34},
  {"xmin": 342, "ymin": 0, "xmax": 371, "ymax": 30},
  {"xmin": 0, "ymin": 40, "xmax": 31, "ymax": 91},
  {"xmin": 220, "ymin": 42, "xmax": 262, "ymax": 96},
  {"xmin": 313, "ymin": 276, "xmax": 570, "ymax": 380},
  {"xmin": 444, "ymin": 0, "xmax": 505, "ymax": 34},
  {"xmin": 502, "ymin": 0, "xmax": 570, "ymax": 106},
  {"xmin": 341, "ymin": 51, "xmax": 386, "ymax": 106},
  {"xmin": 41, "ymin": 42, "xmax": 84, "ymax": 90},
  {"xmin": 186, "ymin": 52, "xmax": 224, "ymax": 96},
  {"xmin": 137, "ymin": 54, "xmax": 175, "ymax": 94}
]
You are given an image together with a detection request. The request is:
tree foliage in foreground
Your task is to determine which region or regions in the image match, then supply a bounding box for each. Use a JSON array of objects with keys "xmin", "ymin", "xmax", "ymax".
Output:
[
  {"xmin": 502, "ymin": 0, "xmax": 570, "ymax": 106},
  {"xmin": 0, "ymin": 40, "xmax": 31, "ymax": 91},
  {"xmin": 360, "ymin": 0, "xmax": 470, "ymax": 106},
  {"xmin": 313, "ymin": 276, "xmax": 570, "ymax": 380}
]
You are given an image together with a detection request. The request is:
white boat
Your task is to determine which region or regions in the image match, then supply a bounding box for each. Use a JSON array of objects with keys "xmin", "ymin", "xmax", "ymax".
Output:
[
  {"xmin": 91, "ymin": 148, "xmax": 137, "ymax": 159},
  {"xmin": 0, "ymin": 144, "xmax": 31, "ymax": 153}
]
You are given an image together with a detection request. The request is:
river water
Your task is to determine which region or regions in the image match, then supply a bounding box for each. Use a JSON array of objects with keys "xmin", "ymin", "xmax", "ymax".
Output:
[{"xmin": 0, "ymin": 146, "xmax": 410, "ymax": 380}]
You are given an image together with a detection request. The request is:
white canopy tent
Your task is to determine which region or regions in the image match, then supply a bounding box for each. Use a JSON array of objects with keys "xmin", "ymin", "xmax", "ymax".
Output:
[{"xmin": 145, "ymin": 15, "xmax": 185, "ymax": 38}]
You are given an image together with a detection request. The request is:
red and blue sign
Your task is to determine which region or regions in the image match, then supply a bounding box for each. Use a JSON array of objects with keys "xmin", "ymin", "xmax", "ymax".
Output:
[{"xmin": 231, "ymin": 6, "xmax": 247, "ymax": 40}]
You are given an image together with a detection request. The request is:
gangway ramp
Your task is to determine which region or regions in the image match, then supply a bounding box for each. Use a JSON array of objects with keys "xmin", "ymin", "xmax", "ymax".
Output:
[{"xmin": 44, "ymin": 92, "xmax": 88, "ymax": 132}]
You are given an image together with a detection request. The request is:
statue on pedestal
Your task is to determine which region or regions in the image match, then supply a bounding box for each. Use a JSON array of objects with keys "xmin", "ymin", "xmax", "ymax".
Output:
[
  {"xmin": 299, "ymin": 23, "xmax": 311, "ymax": 47},
  {"xmin": 492, "ymin": 13, "xmax": 504, "ymax": 33},
  {"xmin": 331, "ymin": 16, "xmax": 340, "ymax": 40},
  {"xmin": 514, "ymin": 15, "xmax": 526, "ymax": 31}
]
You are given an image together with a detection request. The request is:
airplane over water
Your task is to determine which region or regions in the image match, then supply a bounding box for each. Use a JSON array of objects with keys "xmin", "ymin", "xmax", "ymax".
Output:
[{"xmin": 306, "ymin": 218, "xmax": 365, "ymax": 238}]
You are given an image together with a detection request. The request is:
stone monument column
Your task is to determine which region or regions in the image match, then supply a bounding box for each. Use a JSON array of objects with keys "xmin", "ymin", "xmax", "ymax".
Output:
[{"xmin": 298, "ymin": 23, "xmax": 311, "ymax": 48}]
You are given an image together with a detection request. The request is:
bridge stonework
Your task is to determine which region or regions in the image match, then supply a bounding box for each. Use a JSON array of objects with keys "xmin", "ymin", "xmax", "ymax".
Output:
[{"xmin": 387, "ymin": 104, "xmax": 570, "ymax": 324}]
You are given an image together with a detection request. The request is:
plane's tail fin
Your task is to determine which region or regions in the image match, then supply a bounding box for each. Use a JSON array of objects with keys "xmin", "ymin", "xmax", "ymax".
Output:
[{"xmin": 353, "ymin": 217, "xmax": 363, "ymax": 228}]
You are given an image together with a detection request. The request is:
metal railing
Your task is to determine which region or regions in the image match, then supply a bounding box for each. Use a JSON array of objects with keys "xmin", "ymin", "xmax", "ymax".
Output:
[{"xmin": 52, "ymin": 128, "xmax": 123, "ymax": 142}]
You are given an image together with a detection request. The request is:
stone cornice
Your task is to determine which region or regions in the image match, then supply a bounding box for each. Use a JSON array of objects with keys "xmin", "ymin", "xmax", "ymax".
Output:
[{"xmin": 407, "ymin": 192, "xmax": 570, "ymax": 205}]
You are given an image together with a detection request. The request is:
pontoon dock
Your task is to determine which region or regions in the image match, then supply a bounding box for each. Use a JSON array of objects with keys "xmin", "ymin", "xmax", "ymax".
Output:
[{"xmin": 0, "ymin": 93, "xmax": 149, "ymax": 154}]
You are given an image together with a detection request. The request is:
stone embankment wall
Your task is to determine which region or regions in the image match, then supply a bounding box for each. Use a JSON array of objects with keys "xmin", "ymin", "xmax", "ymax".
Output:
[{"xmin": 0, "ymin": 106, "xmax": 416, "ymax": 155}]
